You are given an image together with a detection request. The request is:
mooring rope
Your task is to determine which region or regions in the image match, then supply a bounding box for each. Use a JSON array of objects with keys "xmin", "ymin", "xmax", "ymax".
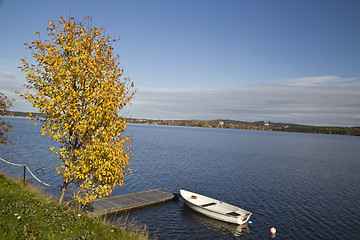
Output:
[
  {"xmin": 0, "ymin": 157, "xmax": 25, "ymax": 167},
  {"xmin": 0, "ymin": 157, "xmax": 61, "ymax": 188}
]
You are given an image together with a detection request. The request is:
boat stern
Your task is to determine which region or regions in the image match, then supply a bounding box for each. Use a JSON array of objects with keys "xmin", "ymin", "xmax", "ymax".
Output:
[{"xmin": 238, "ymin": 213, "xmax": 252, "ymax": 225}]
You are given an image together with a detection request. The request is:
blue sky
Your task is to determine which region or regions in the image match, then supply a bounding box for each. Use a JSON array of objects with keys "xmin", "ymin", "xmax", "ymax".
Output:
[{"xmin": 0, "ymin": 0, "xmax": 359, "ymax": 126}]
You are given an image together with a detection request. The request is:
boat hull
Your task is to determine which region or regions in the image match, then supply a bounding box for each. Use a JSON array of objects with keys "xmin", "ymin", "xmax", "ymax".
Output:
[{"xmin": 180, "ymin": 189, "xmax": 252, "ymax": 225}]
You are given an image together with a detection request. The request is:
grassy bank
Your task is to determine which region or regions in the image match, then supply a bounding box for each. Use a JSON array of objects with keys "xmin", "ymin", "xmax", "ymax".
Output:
[{"xmin": 0, "ymin": 172, "xmax": 148, "ymax": 240}]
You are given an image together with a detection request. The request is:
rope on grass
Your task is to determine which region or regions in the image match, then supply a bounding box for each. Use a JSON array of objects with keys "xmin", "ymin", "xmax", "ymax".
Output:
[{"xmin": 0, "ymin": 157, "xmax": 61, "ymax": 188}]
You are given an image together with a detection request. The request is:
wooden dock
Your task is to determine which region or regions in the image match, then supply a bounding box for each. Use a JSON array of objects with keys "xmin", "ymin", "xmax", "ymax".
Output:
[{"xmin": 89, "ymin": 189, "xmax": 177, "ymax": 215}]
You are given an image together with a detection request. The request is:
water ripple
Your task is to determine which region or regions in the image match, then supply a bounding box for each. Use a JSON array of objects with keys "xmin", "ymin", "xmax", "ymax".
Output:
[{"xmin": 1, "ymin": 119, "xmax": 360, "ymax": 239}]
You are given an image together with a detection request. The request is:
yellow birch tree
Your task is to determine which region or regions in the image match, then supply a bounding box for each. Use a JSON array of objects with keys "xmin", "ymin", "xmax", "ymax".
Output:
[{"xmin": 17, "ymin": 16, "xmax": 136, "ymax": 205}]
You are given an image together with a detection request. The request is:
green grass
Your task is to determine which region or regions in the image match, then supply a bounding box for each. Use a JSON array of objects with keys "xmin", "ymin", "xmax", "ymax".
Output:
[{"xmin": 0, "ymin": 172, "xmax": 148, "ymax": 240}]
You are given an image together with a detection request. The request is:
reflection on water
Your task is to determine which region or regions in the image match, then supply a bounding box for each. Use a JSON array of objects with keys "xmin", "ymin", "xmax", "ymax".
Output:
[
  {"xmin": 181, "ymin": 204, "xmax": 250, "ymax": 237},
  {"xmin": 107, "ymin": 198, "xmax": 251, "ymax": 240}
]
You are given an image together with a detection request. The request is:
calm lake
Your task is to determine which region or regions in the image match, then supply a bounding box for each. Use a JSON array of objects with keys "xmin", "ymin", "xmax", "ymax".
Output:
[{"xmin": 1, "ymin": 117, "xmax": 360, "ymax": 239}]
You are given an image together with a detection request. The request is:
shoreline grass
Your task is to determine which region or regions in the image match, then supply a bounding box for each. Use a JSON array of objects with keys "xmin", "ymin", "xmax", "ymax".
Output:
[{"xmin": 0, "ymin": 172, "xmax": 148, "ymax": 240}]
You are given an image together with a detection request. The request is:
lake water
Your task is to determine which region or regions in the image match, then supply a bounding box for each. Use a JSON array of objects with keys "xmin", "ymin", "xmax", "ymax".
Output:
[{"xmin": 1, "ymin": 117, "xmax": 360, "ymax": 239}]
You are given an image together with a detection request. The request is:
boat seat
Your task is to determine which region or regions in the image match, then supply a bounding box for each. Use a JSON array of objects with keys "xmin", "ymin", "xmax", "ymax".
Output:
[
  {"xmin": 201, "ymin": 202, "xmax": 217, "ymax": 208},
  {"xmin": 227, "ymin": 211, "xmax": 241, "ymax": 216}
]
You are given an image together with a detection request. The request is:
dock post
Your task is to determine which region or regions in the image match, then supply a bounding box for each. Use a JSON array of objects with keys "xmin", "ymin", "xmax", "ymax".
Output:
[{"xmin": 23, "ymin": 165, "xmax": 26, "ymax": 186}]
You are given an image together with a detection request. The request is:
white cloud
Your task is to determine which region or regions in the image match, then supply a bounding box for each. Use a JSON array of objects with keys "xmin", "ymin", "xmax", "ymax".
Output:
[
  {"xmin": 0, "ymin": 71, "xmax": 35, "ymax": 112},
  {"xmin": 0, "ymin": 71, "xmax": 23, "ymax": 92},
  {"xmin": 128, "ymin": 80, "xmax": 360, "ymax": 127},
  {"xmin": 280, "ymin": 75, "xmax": 358, "ymax": 87},
  {"xmin": 2, "ymin": 71, "xmax": 359, "ymax": 127}
]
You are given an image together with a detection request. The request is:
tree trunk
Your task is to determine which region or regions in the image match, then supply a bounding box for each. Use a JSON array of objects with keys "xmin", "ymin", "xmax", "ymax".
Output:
[{"xmin": 59, "ymin": 182, "xmax": 67, "ymax": 205}]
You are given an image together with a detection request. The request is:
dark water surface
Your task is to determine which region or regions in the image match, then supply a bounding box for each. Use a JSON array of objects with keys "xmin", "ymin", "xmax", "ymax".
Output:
[{"xmin": 1, "ymin": 117, "xmax": 360, "ymax": 239}]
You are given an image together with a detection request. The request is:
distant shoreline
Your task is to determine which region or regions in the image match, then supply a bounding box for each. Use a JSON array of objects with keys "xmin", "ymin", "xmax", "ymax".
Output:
[
  {"xmin": 126, "ymin": 118, "xmax": 360, "ymax": 136},
  {"xmin": 2, "ymin": 111, "xmax": 359, "ymax": 136}
]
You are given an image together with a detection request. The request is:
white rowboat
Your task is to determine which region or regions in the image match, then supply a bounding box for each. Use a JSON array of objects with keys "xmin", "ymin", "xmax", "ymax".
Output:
[{"xmin": 180, "ymin": 189, "xmax": 252, "ymax": 225}]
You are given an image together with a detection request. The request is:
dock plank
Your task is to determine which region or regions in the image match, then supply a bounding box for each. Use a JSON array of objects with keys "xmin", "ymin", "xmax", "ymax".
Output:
[{"xmin": 90, "ymin": 189, "xmax": 176, "ymax": 215}]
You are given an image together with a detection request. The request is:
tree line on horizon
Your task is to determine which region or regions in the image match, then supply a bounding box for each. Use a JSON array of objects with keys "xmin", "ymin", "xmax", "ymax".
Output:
[
  {"xmin": 126, "ymin": 118, "xmax": 360, "ymax": 136},
  {"xmin": 3, "ymin": 111, "xmax": 359, "ymax": 136}
]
